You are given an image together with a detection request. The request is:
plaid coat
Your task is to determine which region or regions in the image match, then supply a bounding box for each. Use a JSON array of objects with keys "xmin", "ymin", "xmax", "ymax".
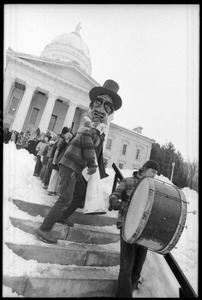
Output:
[{"xmin": 59, "ymin": 127, "xmax": 97, "ymax": 177}]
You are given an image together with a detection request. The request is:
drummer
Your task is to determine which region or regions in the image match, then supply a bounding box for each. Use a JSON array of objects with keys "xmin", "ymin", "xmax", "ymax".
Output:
[{"xmin": 108, "ymin": 159, "xmax": 159, "ymax": 298}]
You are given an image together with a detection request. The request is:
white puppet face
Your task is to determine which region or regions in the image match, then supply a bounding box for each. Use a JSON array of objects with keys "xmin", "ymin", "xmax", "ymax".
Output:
[{"xmin": 89, "ymin": 96, "xmax": 114, "ymax": 124}]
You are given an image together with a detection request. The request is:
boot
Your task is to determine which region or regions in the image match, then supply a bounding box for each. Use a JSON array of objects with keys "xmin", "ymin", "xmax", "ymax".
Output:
[{"xmin": 36, "ymin": 228, "xmax": 57, "ymax": 244}]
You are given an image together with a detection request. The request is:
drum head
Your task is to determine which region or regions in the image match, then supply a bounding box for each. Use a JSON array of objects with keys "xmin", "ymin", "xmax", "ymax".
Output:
[{"xmin": 124, "ymin": 177, "xmax": 151, "ymax": 242}]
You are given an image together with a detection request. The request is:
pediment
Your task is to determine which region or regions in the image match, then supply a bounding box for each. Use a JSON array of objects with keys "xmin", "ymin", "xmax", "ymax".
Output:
[{"xmin": 18, "ymin": 56, "xmax": 95, "ymax": 91}]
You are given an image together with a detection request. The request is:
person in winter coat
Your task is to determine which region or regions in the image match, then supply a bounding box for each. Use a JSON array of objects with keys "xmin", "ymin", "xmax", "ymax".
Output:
[
  {"xmin": 21, "ymin": 131, "xmax": 31, "ymax": 149},
  {"xmin": 33, "ymin": 135, "xmax": 50, "ymax": 177},
  {"xmin": 39, "ymin": 142, "xmax": 50, "ymax": 181},
  {"xmin": 40, "ymin": 134, "xmax": 58, "ymax": 182},
  {"xmin": 16, "ymin": 132, "xmax": 24, "ymax": 149},
  {"xmin": 108, "ymin": 160, "xmax": 159, "ymax": 298},
  {"xmin": 26, "ymin": 138, "xmax": 40, "ymax": 156},
  {"xmin": 47, "ymin": 128, "xmax": 73, "ymax": 196},
  {"xmin": 42, "ymin": 134, "xmax": 60, "ymax": 189},
  {"xmin": 36, "ymin": 79, "xmax": 122, "ymax": 244},
  {"xmin": 10, "ymin": 130, "xmax": 18, "ymax": 144},
  {"xmin": 30, "ymin": 127, "xmax": 41, "ymax": 141},
  {"xmin": 3, "ymin": 127, "xmax": 12, "ymax": 143}
]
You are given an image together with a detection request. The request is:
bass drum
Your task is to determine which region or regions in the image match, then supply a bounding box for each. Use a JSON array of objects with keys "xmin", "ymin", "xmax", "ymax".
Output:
[{"xmin": 122, "ymin": 177, "xmax": 187, "ymax": 255}]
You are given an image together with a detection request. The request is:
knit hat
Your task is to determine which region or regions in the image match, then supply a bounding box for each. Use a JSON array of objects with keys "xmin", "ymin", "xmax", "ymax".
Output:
[{"xmin": 143, "ymin": 160, "xmax": 159, "ymax": 172}]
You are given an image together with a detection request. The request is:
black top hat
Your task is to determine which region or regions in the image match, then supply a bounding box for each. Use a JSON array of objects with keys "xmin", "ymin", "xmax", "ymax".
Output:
[{"xmin": 89, "ymin": 79, "xmax": 122, "ymax": 111}]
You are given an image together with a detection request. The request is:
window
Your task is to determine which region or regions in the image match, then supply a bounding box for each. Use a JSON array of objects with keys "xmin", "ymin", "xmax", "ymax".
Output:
[
  {"xmin": 119, "ymin": 163, "xmax": 123, "ymax": 169},
  {"xmin": 136, "ymin": 149, "xmax": 140, "ymax": 160},
  {"xmin": 106, "ymin": 138, "xmax": 112, "ymax": 150},
  {"xmin": 29, "ymin": 107, "xmax": 39, "ymax": 125},
  {"xmin": 15, "ymin": 82, "xmax": 25, "ymax": 91},
  {"xmin": 122, "ymin": 144, "xmax": 127, "ymax": 155},
  {"xmin": 8, "ymin": 97, "xmax": 20, "ymax": 115},
  {"xmin": 37, "ymin": 91, "xmax": 46, "ymax": 96},
  {"xmin": 48, "ymin": 114, "xmax": 57, "ymax": 132}
]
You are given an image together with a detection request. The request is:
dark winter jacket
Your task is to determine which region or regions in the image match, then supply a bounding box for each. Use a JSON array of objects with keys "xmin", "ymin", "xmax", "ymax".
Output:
[
  {"xmin": 109, "ymin": 176, "xmax": 140, "ymax": 229},
  {"xmin": 52, "ymin": 136, "xmax": 69, "ymax": 171},
  {"xmin": 27, "ymin": 140, "xmax": 39, "ymax": 156}
]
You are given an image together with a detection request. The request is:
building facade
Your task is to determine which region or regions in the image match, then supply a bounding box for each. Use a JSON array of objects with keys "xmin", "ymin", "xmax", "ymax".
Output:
[
  {"xmin": 104, "ymin": 123, "xmax": 155, "ymax": 170},
  {"xmin": 4, "ymin": 25, "xmax": 155, "ymax": 169}
]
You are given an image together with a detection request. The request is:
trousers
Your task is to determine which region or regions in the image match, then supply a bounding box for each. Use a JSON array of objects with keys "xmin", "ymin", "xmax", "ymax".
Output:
[
  {"xmin": 117, "ymin": 228, "xmax": 148, "ymax": 298},
  {"xmin": 40, "ymin": 164, "xmax": 86, "ymax": 231},
  {"xmin": 40, "ymin": 165, "xmax": 47, "ymax": 181},
  {"xmin": 43, "ymin": 158, "xmax": 53, "ymax": 186},
  {"xmin": 34, "ymin": 155, "xmax": 42, "ymax": 176}
]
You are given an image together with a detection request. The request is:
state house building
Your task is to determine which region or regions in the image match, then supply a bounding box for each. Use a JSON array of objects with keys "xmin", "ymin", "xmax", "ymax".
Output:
[{"xmin": 3, "ymin": 24, "xmax": 155, "ymax": 170}]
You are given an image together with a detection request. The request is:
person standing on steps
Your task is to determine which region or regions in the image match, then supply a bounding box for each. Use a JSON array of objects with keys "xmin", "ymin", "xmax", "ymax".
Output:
[
  {"xmin": 108, "ymin": 160, "xmax": 160, "ymax": 298},
  {"xmin": 36, "ymin": 79, "xmax": 122, "ymax": 243},
  {"xmin": 42, "ymin": 134, "xmax": 60, "ymax": 189},
  {"xmin": 47, "ymin": 128, "xmax": 72, "ymax": 196},
  {"xmin": 33, "ymin": 135, "xmax": 50, "ymax": 177}
]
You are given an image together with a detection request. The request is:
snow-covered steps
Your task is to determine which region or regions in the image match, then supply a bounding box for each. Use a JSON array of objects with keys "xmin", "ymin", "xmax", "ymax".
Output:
[
  {"xmin": 10, "ymin": 217, "xmax": 120, "ymax": 244},
  {"xmin": 3, "ymin": 265, "xmax": 118, "ymax": 297},
  {"xmin": 5, "ymin": 199, "xmax": 120, "ymax": 297},
  {"xmin": 5, "ymin": 240, "xmax": 120, "ymax": 267},
  {"xmin": 12, "ymin": 199, "xmax": 117, "ymax": 227}
]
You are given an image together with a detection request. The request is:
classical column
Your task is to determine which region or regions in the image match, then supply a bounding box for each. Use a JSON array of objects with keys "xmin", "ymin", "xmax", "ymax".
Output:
[
  {"xmin": 38, "ymin": 93, "xmax": 58, "ymax": 133},
  {"xmin": 4, "ymin": 74, "xmax": 15, "ymax": 111},
  {"xmin": 10, "ymin": 83, "xmax": 36, "ymax": 133},
  {"xmin": 62, "ymin": 102, "xmax": 77, "ymax": 128}
]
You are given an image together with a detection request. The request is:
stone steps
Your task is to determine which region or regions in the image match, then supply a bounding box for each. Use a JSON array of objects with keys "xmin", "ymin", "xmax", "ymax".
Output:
[
  {"xmin": 4, "ymin": 199, "xmax": 120, "ymax": 297},
  {"xmin": 12, "ymin": 198, "xmax": 117, "ymax": 227},
  {"xmin": 9, "ymin": 216, "xmax": 120, "ymax": 244},
  {"xmin": 5, "ymin": 238, "xmax": 119, "ymax": 267},
  {"xmin": 3, "ymin": 265, "xmax": 118, "ymax": 297}
]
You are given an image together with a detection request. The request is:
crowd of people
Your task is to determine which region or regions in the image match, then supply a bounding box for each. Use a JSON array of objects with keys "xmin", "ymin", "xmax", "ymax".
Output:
[
  {"xmin": 4, "ymin": 128, "xmax": 32, "ymax": 150},
  {"xmin": 3, "ymin": 125, "xmax": 74, "ymax": 199},
  {"xmin": 34, "ymin": 127, "xmax": 73, "ymax": 198},
  {"xmin": 3, "ymin": 127, "xmax": 41, "ymax": 155}
]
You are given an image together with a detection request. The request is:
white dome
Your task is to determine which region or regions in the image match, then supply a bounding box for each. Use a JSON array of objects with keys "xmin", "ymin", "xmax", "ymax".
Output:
[{"xmin": 40, "ymin": 24, "xmax": 92, "ymax": 75}]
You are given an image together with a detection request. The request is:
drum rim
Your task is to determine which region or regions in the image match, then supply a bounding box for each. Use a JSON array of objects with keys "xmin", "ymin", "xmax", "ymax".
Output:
[{"xmin": 122, "ymin": 176, "xmax": 155, "ymax": 244}]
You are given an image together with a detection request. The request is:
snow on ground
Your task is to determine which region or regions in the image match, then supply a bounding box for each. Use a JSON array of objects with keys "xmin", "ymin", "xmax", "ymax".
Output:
[{"xmin": 3, "ymin": 142, "xmax": 198, "ymax": 297}]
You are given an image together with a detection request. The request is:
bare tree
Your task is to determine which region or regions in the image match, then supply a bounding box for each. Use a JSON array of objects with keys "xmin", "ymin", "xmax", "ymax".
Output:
[{"xmin": 187, "ymin": 159, "xmax": 198, "ymax": 191}]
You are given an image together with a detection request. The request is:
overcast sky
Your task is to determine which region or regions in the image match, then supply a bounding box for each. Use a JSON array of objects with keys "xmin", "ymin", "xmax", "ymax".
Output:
[{"xmin": 4, "ymin": 4, "xmax": 199, "ymax": 161}]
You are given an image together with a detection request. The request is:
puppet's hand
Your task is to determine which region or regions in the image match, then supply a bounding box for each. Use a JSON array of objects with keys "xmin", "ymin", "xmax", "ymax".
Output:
[
  {"xmin": 87, "ymin": 166, "xmax": 97, "ymax": 175},
  {"xmin": 109, "ymin": 198, "xmax": 122, "ymax": 210}
]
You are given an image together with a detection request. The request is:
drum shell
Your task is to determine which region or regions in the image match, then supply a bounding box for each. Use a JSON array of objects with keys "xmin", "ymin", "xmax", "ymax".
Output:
[{"xmin": 122, "ymin": 177, "xmax": 187, "ymax": 255}]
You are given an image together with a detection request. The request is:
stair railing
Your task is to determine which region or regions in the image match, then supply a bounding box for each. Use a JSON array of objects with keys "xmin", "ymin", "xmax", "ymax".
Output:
[{"xmin": 111, "ymin": 163, "xmax": 197, "ymax": 298}]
